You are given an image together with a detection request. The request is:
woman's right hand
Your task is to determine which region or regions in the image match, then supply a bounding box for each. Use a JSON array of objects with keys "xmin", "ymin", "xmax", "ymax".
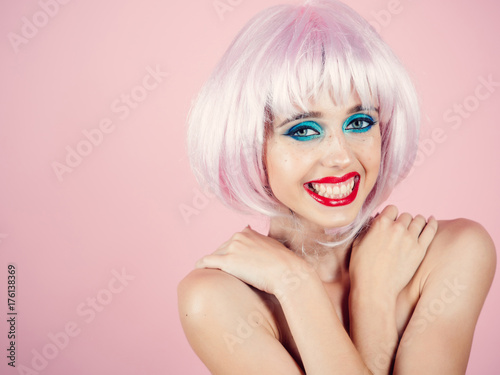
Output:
[
  {"xmin": 194, "ymin": 226, "xmax": 314, "ymax": 298},
  {"xmin": 349, "ymin": 205, "xmax": 438, "ymax": 299}
]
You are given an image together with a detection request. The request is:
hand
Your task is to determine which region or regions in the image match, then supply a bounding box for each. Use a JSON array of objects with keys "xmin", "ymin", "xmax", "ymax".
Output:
[
  {"xmin": 349, "ymin": 205, "xmax": 438, "ymax": 299},
  {"xmin": 195, "ymin": 226, "xmax": 313, "ymax": 296}
]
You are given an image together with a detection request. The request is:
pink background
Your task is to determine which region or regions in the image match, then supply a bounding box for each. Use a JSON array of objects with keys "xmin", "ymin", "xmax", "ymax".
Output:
[{"xmin": 0, "ymin": 0, "xmax": 499, "ymax": 374}]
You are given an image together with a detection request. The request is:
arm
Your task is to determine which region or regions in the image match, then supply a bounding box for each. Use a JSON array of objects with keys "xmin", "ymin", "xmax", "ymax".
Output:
[
  {"xmin": 348, "ymin": 289, "xmax": 399, "ymax": 374},
  {"xmin": 274, "ymin": 263, "xmax": 371, "ymax": 374},
  {"xmin": 348, "ymin": 206, "xmax": 438, "ymax": 374},
  {"xmin": 393, "ymin": 219, "xmax": 496, "ymax": 374},
  {"xmin": 178, "ymin": 268, "xmax": 305, "ymax": 375}
]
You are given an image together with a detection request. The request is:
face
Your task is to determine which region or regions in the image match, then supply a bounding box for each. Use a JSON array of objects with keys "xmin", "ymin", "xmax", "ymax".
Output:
[{"xmin": 265, "ymin": 92, "xmax": 382, "ymax": 230}]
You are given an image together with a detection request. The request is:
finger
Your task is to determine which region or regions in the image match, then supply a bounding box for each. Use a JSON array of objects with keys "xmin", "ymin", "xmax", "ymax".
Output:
[
  {"xmin": 408, "ymin": 214, "xmax": 427, "ymax": 237},
  {"xmin": 229, "ymin": 230, "xmax": 251, "ymax": 245},
  {"xmin": 195, "ymin": 254, "xmax": 226, "ymax": 270},
  {"xmin": 241, "ymin": 226, "xmax": 255, "ymax": 236},
  {"xmin": 396, "ymin": 212, "xmax": 413, "ymax": 228},
  {"xmin": 367, "ymin": 212, "xmax": 380, "ymax": 225},
  {"xmin": 243, "ymin": 226, "xmax": 262, "ymax": 239},
  {"xmin": 418, "ymin": 216, "xmax": 439, "ymax": 248},
  {"xmin": 216, "ymin": 240, "xmax": 231, "ymax": 252},
  {"xmin": 379, "ymin": 205, "xmax": 398, "ymax": 221},
  {"xmin": 241, "ymin": 226, "xmax": 265, "ymax": 242},
  {"xmin": 212, "ymin": 246, "xmax": 228, "ymax": 255}
]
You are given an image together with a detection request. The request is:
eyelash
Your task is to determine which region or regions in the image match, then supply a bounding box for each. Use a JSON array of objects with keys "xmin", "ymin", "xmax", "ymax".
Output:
[
  {"xmin": 343, "ymin": 114, "xmax": 376, "ymax": 133},
  {"xmin": 284, "ymin": 121, "xmax": 323, "ymax": 141},
  {"xmin": 284, "ymin": 114, "xmax": 377, "ymax": 141}
]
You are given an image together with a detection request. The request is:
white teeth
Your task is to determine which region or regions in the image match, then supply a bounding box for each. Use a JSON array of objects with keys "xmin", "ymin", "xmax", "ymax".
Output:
[{"xmin": 309, "ymin": 177, "xmax": 356, "ymax": 199}]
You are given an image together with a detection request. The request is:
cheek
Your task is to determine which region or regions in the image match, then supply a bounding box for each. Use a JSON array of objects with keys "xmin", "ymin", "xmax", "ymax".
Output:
[
  {"xmin": 265, "ymin": 140, "xmax": 309, "ymax": 190},
  {"xmin": 351, "ymin": 136, "xmax": 382, "ymax": 174},
  {"xmin": 367, "ymin": 142, "xmax": 382, "ymax": 177},
  {"xmin": 266, "ymin": 141, "xmax": 290, "ymax": 183}
]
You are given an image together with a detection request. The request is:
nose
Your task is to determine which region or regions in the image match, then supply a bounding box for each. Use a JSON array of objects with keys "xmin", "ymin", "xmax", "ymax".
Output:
[{"xmin": 320, "ymin": 133, "xmax": 353, "ymax": 169}]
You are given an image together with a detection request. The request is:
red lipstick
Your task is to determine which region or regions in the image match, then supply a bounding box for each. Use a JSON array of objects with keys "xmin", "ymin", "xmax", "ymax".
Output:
[{"xmin": 303, "ymin": 172, "xmax": 360, "ymax": 207}]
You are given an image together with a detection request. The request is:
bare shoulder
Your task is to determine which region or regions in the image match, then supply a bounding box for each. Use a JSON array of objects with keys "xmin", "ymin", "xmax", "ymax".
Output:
[
  {"xmin": 178, "ymin": 268, "xmax": 233, "ymax": 321},
  {"xmin": 434, "ymin": 218, "xmax": 495, "ymax": 246},
  {"xmin": 178, "ymin": 267, "xmax": 278, "ymax": 330},
  {"xmin": 419, "ymin": 217, "xmax": 496, "ymax": 293},
  {"xmin": 178, "ymin": 269, "xmax": 304, "ymax": 374},
  {"xmin": 177, "ymin": 268, "xmax": 279, "ymax": 353},
  {"xmin": 429, "ymin": 218, "xmax": 496, "ymax": 264},
  {"xmin": 178, "ymin": 267, "xmax": 255, "ymax": 313}
]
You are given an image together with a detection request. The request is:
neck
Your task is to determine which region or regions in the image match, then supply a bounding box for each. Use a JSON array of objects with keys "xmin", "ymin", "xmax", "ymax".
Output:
[{"xmin": 268, "ymin": 214, "xmax": 352, "ymax": 283}]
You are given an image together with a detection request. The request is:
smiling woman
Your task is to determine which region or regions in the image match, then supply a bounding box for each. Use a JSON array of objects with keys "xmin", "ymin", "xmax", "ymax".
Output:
[{"xmin": 178, "ymin": 0, "xmax": 496, "ymax": 374}]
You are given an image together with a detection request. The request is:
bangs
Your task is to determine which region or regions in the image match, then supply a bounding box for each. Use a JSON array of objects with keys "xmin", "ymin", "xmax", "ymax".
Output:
[{"xmin": 264, "ymin": 4, "xmax": 395, "ymax": 124}]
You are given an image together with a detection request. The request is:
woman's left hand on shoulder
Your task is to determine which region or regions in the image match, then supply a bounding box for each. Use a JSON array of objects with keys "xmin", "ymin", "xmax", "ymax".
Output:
[
  {"xmin": 195, "ymin": 226, "xmax": 313, "ymax": 297},
  {"xmin": 350, "ymin": 205, "xmax": 439, "ymax": 299}
]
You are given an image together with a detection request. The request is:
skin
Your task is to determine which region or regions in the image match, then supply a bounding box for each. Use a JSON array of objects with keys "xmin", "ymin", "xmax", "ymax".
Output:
[{"xmin": 177, "ymin": 92, "xmax": 496, "ymax": 375}]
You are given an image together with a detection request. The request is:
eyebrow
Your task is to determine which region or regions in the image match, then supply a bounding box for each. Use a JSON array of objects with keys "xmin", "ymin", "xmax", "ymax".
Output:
[
  {"xmin": 276, "ymin": 105, "xmax": 379, "ymax": 129},
  {"xmin": 277, "ymin": 111, "xmax": 323, "ymax": 129},
  {"xmin": 348, "ymin": 105, "xmax": 379, "ymax": 115}
]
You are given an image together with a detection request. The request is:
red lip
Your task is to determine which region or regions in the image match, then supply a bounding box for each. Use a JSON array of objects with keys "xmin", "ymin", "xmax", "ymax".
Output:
[{"xmin": 303, "ymin": 172, "xmax": 360, "ymax": 207}]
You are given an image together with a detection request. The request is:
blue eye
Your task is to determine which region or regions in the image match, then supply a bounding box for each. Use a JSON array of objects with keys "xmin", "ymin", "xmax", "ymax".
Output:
[
  {"xmin": 285, "ymin": 121, "xmax": 323, "ymax": 141},
  {"xmin": 343, "ymin": 114, "xmax": 376, "ymax": 133}
]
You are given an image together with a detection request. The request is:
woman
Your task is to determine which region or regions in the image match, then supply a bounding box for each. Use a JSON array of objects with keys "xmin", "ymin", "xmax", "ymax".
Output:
[{"xmin": 178, "ymin": 0, "xmax": 496, "ymax": 373}]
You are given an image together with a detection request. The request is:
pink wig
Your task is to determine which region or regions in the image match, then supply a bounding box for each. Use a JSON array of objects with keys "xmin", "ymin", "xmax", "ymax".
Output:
[{"xmin": 187, "ymin": 0, "xmax": 419, "ymax": 246}]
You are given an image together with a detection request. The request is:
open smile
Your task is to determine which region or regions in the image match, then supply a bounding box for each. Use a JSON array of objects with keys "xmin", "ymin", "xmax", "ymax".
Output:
[{"xmin": 303, "ymin": 172, "xmax": 360, "ymax": 207}]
